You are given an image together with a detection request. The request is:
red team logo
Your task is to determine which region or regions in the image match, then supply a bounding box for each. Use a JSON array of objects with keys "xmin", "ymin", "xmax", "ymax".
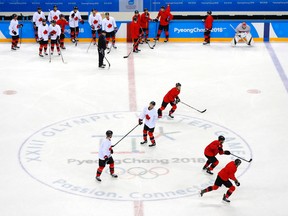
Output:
[
  {"xmin": 93, "ymin": 20, "xmax": 98, "ymax": 24},
  {"xmin": 43, "ymin": 30, "xmax": 48, "ymax": 35},
  {"xmin": 107, "ymin": 23, "xmax": 112, "ymax": 28}
]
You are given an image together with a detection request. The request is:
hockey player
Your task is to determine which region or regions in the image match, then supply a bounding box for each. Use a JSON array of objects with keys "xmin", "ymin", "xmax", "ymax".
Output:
[
  {"xmin": 38, "ymin": 19, "xmax": 49, "ymax": 57},
  {"xmin": 48, "ymin": 20, "xmax": 61, "ymax": 55},
  {"xmin": 202, "ymin": 135, "xmax": 231, "ymax": 175},
  {"xmin": 139, "ymin": 101, "xmax": 158, "ymax": 147},
  {"xmin": 9, "ymin": 14, "xmax": 23, "ymax": 51},
  {"xmin": 56, "ymin": 14, "xmax": 68, "ymax": 49},
  {"xmin": 132, "ymin": 10, "xmax": 140, "ymax": 22},
  {"xmin": 131, "ymin": 17, "xmax": 141, "ymax": 53},
  {"xmin": 102, "ymin": 12, "xmax": 118, "ymax": 49},
  {"xmin": 157, "ymin": 83, "xmax": 181, "ymax": 118},
  {"xmin": 200, "ymin": 159, "xmax": 241, "ymax": 203},
  {"xmin": 95, "ymin": 130, "xmax": 118, "ymax": 182},
  {"xmin": 98, "ymin": 30, "xmax": 107, "ymax": 68},
  {"xmin": 33, "ymin": 7, "xmax": 45, "ymax": 42},
  {"xmin": 88, "ymin": 9, "xmax": 102, "ymax": 45},
  {"xmin": 48, "ymin": 5, "xmax": 61, "ymax": 22},
  {"xmin": 203, "ymin": 11, "xmax": 214, "ymax": 45},
  {"xmin": 69, "ymin": 6, "xmax": 84, "ymax": 43},
  {"xmin": 232, "ymin": 22, "xmax": 254, "ymax": 46},
  {"xmin": 154, "ymin": 4, "xmax": 173, "ymax": 42},
  {"xmin": 140, "ymin": 8, "xmax": 152, "ymax": 43}
]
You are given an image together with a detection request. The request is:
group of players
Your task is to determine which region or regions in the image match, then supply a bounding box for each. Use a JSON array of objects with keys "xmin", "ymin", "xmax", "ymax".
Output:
[{"xmin": 96, "ymin": 82, "xmax": 243, "ymax": 203}]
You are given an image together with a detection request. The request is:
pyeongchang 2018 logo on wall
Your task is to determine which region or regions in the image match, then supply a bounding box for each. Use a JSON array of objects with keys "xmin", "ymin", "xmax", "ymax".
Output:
[{"xmin": 19, "ymin": 111, "xmax": 252, "ymax": 201}]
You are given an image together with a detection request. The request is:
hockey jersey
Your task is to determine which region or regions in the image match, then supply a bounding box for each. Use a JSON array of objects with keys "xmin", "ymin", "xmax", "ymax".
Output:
[
  {"xmin": 204, "ymin": 15, "xmax": 214, "ymax": 29},
  {"xmin": 9, "ymin": 19, "xmax": 19, "ymax": 36},
  {"xmin": 33, "ymin": 11, "xmax": 46, "ymax": 27},
  {"xmin": 156, "ymin": 5, "xmax": 173, "ymax": 26},
  {"xmin": 88, "ymin": 13, "xmax": 102, "ymax": 30},
  {"xmin": 48, "ymin": 9, "xmax": 61, "ymax": 22},
  {"xmin": 69, "ymin": 11, "xmax": 82, "ymax": 28},
  {"xmin": 140, "ymin": 12, "xmax": 152, "ymax": 29},
  {"xmin": 218, "ymin": 161, "xmax": 237, "ymax": 181},
  {"xmin": 102, "ymin": 16, "xmax": 117, "ymax": 33},
  {"xmin": 48, "ymin": 24, "xmax": 61, "ymax": 40},
  {"xmin": 163, "ymin": 87, "xmax": 180, "ymax": 103},
  {"xmin": 139, "ymin": 106, "xmax": 158, "ymax": 129},
  {"xmin": 236, "ymin": 24, "xmax": 251, "ymax": 33},
  {"xmin": 38, "ymin": 24, "xmax": 49, "ymax": 41},
  {"xmin": 204, "ymin": 140, "xmax": 224, "ymax": 157},
  {"xmin": 98, "ymin": 138, "xmax": 112, "ymax": 160}
]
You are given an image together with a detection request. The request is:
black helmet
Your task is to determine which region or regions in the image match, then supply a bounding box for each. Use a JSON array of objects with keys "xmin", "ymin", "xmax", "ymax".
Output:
[
  {"xmin": 105, "ymin": 12, "xmax": 109, "ymax": 15},
  {"xmin": 161, "ymin": 6, "xmax": 165, "ymax": 9},
  {"xmin": 144, "ymin": 8, "xmax": 148, "ymax": 12},
  {"xmin": 42, "ymin": 18, "xmax": 47, "ymax": 22},
  {"xmin": 135, "ymin": 10, "xmax": 139, "ymax": 14},
  {"xmin": 235, "ymin": 159, "xmax": 241, "ymax": 166},
  {"xmin": 50, "ymin": 20, "xmax": 56, "ymax": 24},
  {"xmin": 37, "ymin": 7, "xmax": 42, "ymax": 10},
  {"xmin": 150, "ymin": 101, "xmax": 156, "ymax": 106},
  {"xmin": 59, "ymin": 14, "xmax": 64, "ymax": 18},
  {"xmin": 91, "ymin": 8, "xmax": 96, "ymax": 12},
  {"xmin": 176, "ymin": 83, "xmax": 181, "ymax": 87},
  {"xmin": 12, "ymin": 13, "xmax": 17, "ymax": 18},
  {"xmin": 53, "ymin": 5, "xmax": 57, "ymax": 8},
  {"xmin": 74, "ymin": 6, "xmax": 78, "ymax": 10},
  {"xmin": 218, "ymin": 135, "xmax": 225, "ymax": 141},
  {"xmin": 106, "ymin": 130, "xmax": 113, "ymax": 137},
  {"xmin": 207, "ymin": 11, "xmax": 212, "ymax": 15}
]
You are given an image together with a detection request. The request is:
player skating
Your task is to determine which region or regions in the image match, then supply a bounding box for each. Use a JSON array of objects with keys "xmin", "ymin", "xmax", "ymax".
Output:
[
  {"xmin": 88, "ymin": 9, "xmax": 102, "ymax": 45},
  {"xmin": 154, "ymin": 4, "xmax": 173, "ymax": 42},
  {"xmin": 232, "ymin": 22, "xmax": 254, "ymax": 46},
  {"xmin": 139, "ymin": 101, "xmax": 158, "ymax": 147},
  {"xmin": 95, "ymin": 130, "xmax": 118, "ymax": 182},
  {"xmin": 48, "ymin": 5, "xmax": 61, "ymax": 22},
  {"xmin": 102, "ymin": 12, "xmax": 118, "ymax": 50},
  {"xmin": 9, "ymin": 14, "xmax": 23, "ymax": 51},
  {"xmin": 32, "ymin": 7, "xmax": 45, "ymax": 42},
  {"xmin": 131, "ymin": 17, "xmax": 141, "ymax": 53},
  {"xmin": 200, "ymin": 159, "xmax": 241, "ymax": 203},
  {"xmin": 98, "ymin": 30, "xmax": 107, "ymax": 68},
  {"xmin": 157, "ymin": 83, "xmax": 181, "ymax": 118},
  {"xmin": 202, "ymin": 135, "xmax": 231, "ymax": 174},
  {"xmin": 202, "ymin": 11, "xmax": 214, "ymax": 45},
  {"xmin": 69, "ymin": 6, "xmax": 84, "ymax": 43},
  {"xmin": 48, "ymin": 20, "xmax": 61, "ymax": 55},
  {"xmin": 56, "ymin": 14, "xmax": 68, "ymax": 49},
  {"xmin": 140, "ymin": 8, "xmax": 152, "ymax": 43},
  {"xmin": 38, "ymin": 19, "xmax": 49, "ymax": 57}
]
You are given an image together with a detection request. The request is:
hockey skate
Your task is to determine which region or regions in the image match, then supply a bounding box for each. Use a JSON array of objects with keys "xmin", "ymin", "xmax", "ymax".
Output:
[
  {"xmin": 11, "ymin": 47, "xmax": 17, "ymax": 51},
  {"xmin": 111, "ymin": 173, "xmax": 118, "ymax": 178},
  {"xmin": 200, "ymin": 189, "xmax": 205, "ymax": 197},
  {"xmin": 95, "ymin": 176, "xmax": 101, "ymax": 182},
  {"xmin": 140, "ymin": 140, "xmax": 147, "ymax": 144},
  {"xmin": 15, "ymin": 46, "xmax": 20, "ymax": 49},
  {"xmin": 39, "ymin": 53, "xmax": 44, "ymax": 57},
  {"xmin": 203, "ymin": 41, "xmax": 210, "ymax": 45},
  {"xmin": 157, "ymin": 109, "xmax": 162, "ymax": 118},
  {"xmin": 164, "ymin": 39, "xmax": 168, "ymax": 43},
  {"xmin": 99, "ymin": 65, "xmax": 105, "ymax": 68},
  {"xmin": 206, "ymin": 169, "xmax": 213, "ymax": 175},
  {"xmin": 44, "ymin": 52, "xmax": 48, "ymax": 56},
  {"xmin": 222, "ymin": 194, "xmax": 230, "ymax": 203},
  {"xmin": 168, "ymin": 112, "xmax": 174, "ymax": 119},
  {"xmin": 149, "ymin": 143, "xmax": 156, "ymax": 147},
  {"xmin": 112, "ymin": 44, "xmax": 117, "ymax": 49}
]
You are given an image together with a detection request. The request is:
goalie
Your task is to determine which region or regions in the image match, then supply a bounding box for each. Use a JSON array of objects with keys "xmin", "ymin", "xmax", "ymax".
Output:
[{"xmin": 232, "ymin": 22, "xmax": 254, "ymax": 46}]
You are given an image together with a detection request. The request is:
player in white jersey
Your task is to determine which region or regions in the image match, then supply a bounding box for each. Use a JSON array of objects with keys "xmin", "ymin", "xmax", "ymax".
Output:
[
  {"xmin": 232, "ymin": 22, "xmax": 254, "ymax": 46},
  {"xmin": 95, "ymin": 130, "xmax": 118, "ymax": 182},
  {"xmin": 88, "ymin": 9, "xmax": 102, "ymax": 44},
  {"xmin": 38, "ymin": 19, "xmax": 49, "ymax": 57},
  {"xmin": 33, "ymin": 7, "xmax": 46, "ymax": 41},
  {"xmin": 139, "ymin": 101, "xmax": 158, "ymax": 147},
  {"xmin": 48, "ymin": 20, "xmax": 61, "ymax": 55},
  {"xmin": 48, "ymin": 5, "xmax": 61, "ymax": 22},
  {"xmin": 69, "ymin": 6, "xmax": 84, "ymax": 43},
  {"xmin": 9, "ymin": 14, "xmax": 23, "ymax": 51},
  {"xmin": 102, "ymin": 12, "xmax": 118, "ymax": 48}
]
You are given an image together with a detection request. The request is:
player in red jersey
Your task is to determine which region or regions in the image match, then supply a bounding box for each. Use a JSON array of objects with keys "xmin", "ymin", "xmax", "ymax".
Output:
[
  {"xmin": 202, "ymin": 135, "xmax": 231, "ymax": 175},
  {"xmin": 56, "ymin": 14, "xmax": 68, "ymax": 49},
  {"xmin": 200, "ymin": 159, "xmax": 241, "ymax": 203},
  {"xmin": 154, "ymin": 4, "xmax": 173, "ymax": 42},
  {"xmin": 157, "ymin": 83, "xmax": 181, "ymax": 118},
  {"xmin": 140, "ymin": 8, "xmax": 152, "ymax": 43},
  {"xmin": 131, "ymin": 17, "xmax": 141, "ymax": 53},
  {"xmin": 203, "ymin": 11, "xmax": 214, "ymax": 45}
]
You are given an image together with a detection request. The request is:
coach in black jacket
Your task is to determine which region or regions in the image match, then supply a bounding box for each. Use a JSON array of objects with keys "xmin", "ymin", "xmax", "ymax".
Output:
[{"xmin": 98, "ymin": 30, "xmax": 106, "ymax": 68}]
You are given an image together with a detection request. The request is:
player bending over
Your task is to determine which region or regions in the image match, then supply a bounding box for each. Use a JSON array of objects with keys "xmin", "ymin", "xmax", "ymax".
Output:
[
  {"xmin": 200, "ymin": 159, "xmax": 241, "ymax": 203},
  {"xmin": 232, "ymin": 22, "xmax": 254, "ymax": 46}
]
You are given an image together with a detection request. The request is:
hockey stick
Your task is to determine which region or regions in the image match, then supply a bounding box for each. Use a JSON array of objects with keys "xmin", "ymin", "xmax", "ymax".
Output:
[
  {"xmin": 104, "ymin": 55, "xmax": 111, "ymax": 68},
  {"xmin": 107, "ymin": 42, "xmax": 113, "ymax": 54},
  {"xmin": 229, "ymin": 24, "xmax": 237, "ymax": 32},
  {"xmin": 123, "ymin": 37, "xmax": 141, "ymax": 58},
  {"xmin": 152, "ymin": 21, "xmax": 159, "ymax": 48},
  {"xmin": 86, "ymin": 38, "xmax": 94, "ymax": 53},
  {"xmin": 49, "ymin": 40, "xmax": 52, "ymax": 63},
  {"xmin": 230, "ymin": 153, "xmax": 252, "ymax": 163},
  {"xmin": 140, "ymin": 27, "xmax": 154, "ymax": 49},
  {"xmin": 19, "ymin": 13, "xmax": 23, "ymax": 47},
  {"xmin": 180, "ymin": 101, "xmax": 206, "ymax": 113},
  {"xmin": 57, "ymin": 40, "xmax": 67, "ymax": 64},
  {"xmin": 112, "ymin": 124, "xmax": 139, "ymax": 147}
]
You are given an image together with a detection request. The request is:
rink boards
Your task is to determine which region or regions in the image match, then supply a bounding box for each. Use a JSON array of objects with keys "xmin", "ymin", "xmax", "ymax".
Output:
[{"xmin": 0, "ymin": 20, "xmax": 287, "ymax": 42}]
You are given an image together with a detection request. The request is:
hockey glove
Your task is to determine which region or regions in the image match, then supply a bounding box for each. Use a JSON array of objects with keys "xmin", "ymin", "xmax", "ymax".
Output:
[
  {"xmin": 235, "ymin": 180, "xmax": 240, "ymax": 187},
  {"xmin": 138, "ymin": 119, "xmax": 143, "ymax": 125},
  {"xmin": 97, "ymin": 24, "xmax": 101, "ymax": 29},
  {"xmin": 12, "ymin": 30, "xmax": 17, "ymax": 35},
  {"xmin": 175, "ymin": 98, "xmax": 180, "ymax": 104},
  {"xmin": 80, "ymin": 19, "xmax": 84, "ymax": 24},
  {"xmin": 17, "ymin": 24, "xmax": 23, "ymax": 28},
  {"xmin": 224, "ymin": 150, "xmax": 231, "ymax": 155},
  {"xmin": 166, "ymin": 17, "xmax": 170, "ymax": 22},
  {"xmin": 91, "ymin": 25, "xmax": 95, "ymax": 29},
  {"xmin": 109, "ymin": 147, "xmax": 114, "ymax": 154},
  {"xmin": 104, "ymin": 155, "xmax": 109, "ymax": 164},
  {"xmin": 114, "ymin": 27, "xmax": 118, "ymax": 33}
]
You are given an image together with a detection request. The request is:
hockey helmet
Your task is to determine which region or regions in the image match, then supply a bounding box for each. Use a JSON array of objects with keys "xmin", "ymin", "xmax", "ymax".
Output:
[
  {"xmin": 150, "ymin": 101, "xmax": 156, "ymax": 106},
  {"xmin": 53, "ymin": 5, "xmax": 57, "ymax": 8},
  {"xmin": 50, "ymin": 20, "xmax": 56, "ymax": 24},
  {"xmin": 235, "ymin": 159, "xmax": 242, "ymax": 166},
  {"xmin": 218, "ymin": 135, "xmax": 225, "ymax": 141},
  {"xmin": 12, "ymin": 14, "xmax": 17, "ymax": 19},
  {"xmin": 161, "ymin": 6, "xmax": 165, "ymax": 9},
  {"xmin": 106, "ymin": 130, "xmax": 113, "ymax": 137},
  {"xmin": 37, "ymin": 7, "xmax": 42, "ymax": 10},
  {"xmin": 176, "ymin": 83, "xmax": 181, "ymax": 87},
  {"xmin": 135, "ymin": 10, "xmax": 139, "ymax": 14},
  {"xmin": 42, "ymin": 18, "xmax": 47, "ymax": 22},
  {"xmin": 144, "ymin": 8, "xmax": 148, "ymax": 12},
  {"xmin": 207, "ymin": 11, "xmax": 212, "ymax": 15},
  {"xmin": 74, "ymin": 6, "xmax": 78, "ymax": 10},
  {"xmin": 59, "ymin": 14, "xmax": 64, "ymax": 18}
]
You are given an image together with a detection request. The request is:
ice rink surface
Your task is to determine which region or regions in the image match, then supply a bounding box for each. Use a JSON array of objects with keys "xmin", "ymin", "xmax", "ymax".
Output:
[{"xmin": 1, "ymin": 41, "xmax": 288, "ymax": 216}]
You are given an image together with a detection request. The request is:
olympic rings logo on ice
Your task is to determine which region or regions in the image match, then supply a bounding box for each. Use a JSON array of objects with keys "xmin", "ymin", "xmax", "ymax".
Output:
[{"xmin": 106, "ymin": 166, "xmax": 169, "ymax": 179}]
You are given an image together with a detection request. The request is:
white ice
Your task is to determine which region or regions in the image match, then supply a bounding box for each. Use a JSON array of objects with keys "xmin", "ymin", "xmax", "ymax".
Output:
[{"xmin": 0, "ymin": 41, "xmax": 288, "ymax": 216}]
